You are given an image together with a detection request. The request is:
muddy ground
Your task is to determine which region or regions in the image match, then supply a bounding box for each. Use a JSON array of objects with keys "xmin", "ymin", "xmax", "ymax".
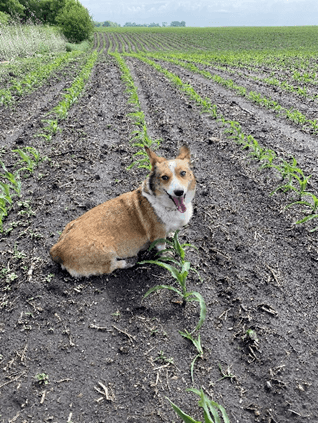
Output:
[{"xmin": 1, "ymin": 36, "xmax": 318, "ymax": 423}]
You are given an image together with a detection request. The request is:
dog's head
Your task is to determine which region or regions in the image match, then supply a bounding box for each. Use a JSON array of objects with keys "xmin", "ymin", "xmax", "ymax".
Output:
[{"xmin": 144, "ymin": 145, "xmax": 196, "ymax": 213}]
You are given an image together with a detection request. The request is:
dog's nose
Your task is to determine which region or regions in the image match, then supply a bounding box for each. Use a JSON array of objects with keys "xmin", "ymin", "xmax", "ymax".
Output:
[{"xmin": 174, "ymin": 189, "xmax": 184, "ymax": 197}]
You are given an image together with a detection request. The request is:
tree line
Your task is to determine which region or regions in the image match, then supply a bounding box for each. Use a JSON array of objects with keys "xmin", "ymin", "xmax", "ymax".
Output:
[
  {"xmin": 0, "ymin": 0, "xmax": 94, "ymax": 43},
  {"xmin": 94, "ymin": 21, "xmax": 186, "ymax": 28}
]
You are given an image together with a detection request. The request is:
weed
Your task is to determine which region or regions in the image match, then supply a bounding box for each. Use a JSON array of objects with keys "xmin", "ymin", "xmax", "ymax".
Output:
[
  {"xmin": 44, "ymin": 273, "xmax": 55, "ymax": 283},
  {"xmin": 35, "ymin": 373, "xmax": 49, "ymax": 385},
  {"xmin": 215, "ymin": 364, "xmax": 236, "ymax": 384},
  {"xmin": 154, "ymin": 350, "xmax": 174, "ymax": 364},
  {"xmin": 12, "ymin": 244, "xmax": 26, "ymax": 260},
  {"xmin": 18, "ymin": 201, "xmax": 35, "ymax": 218}
]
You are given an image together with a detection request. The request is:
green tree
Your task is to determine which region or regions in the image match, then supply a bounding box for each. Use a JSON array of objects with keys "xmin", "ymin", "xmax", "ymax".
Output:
[
  {"xmin": 0, "ymin": 0, "xmax": 25, "ymax": 17},
  {"xmin": 56, "ymin": 0, "xmax": 94, "ymax": 43},
  {"xmin": 0, "ymin": 11, "xmax": 10, "ymax": 24},
  {"xmin": 170, "ymin": 20, "xmax": 186, "ymax": 27},
  {"xmin": 34, "ymin": 0, "xmax": 67, "ymax": 24}
]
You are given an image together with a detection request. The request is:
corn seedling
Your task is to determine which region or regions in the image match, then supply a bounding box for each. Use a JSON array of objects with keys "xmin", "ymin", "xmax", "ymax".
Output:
[
  {"xmin": 167, "ymin": 388, "xmax": 230, "ymax": 423},
  {"xmin": 285, "ymin": 192, "xmax": 318, "ymax": 231},
  {"xmin": 286, "ymin": 192, "xmax": 318, "ymax": 215},
  {"xmin": 143, "ymin": 52, "xmax": 318, "ymax": 133},
  {"xmin": 140, "ymin": 230, "xmax": 206, "ymax": 332},
  {"xmin": 271, "ymin": 166, "xmax": 311, "ymax": 199},
  {"xmin": 13, "ymin": 147, "xmax": 42, "ymax": 173},
  {"xmin": 179, "ymin": 329, "xmax": 203, "ymax": 383},
  {"xmin": 46, "ymin": 50, "xmax": 98, "ymax": 124},
  {"xmin": 41, "ymin": 119, "xmax": 61, "ymax": 135},
  {"xmin": 0, "ymin": 182, "xmax": 13, "ymax": 205},
  {"xmin": 0, "ymin": 170, "xmax": 22, "ymax": 196}
]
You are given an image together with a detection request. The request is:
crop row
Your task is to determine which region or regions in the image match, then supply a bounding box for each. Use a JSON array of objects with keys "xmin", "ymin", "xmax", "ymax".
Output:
[
  {"xmin": 111, "ymin": 53, "xmax": 230, "ymax": 422},
  {"xmin": 0, "ymin": 50, "xmax": 84, "ymax": 107},
  {"xmin": 111, "ymin": 53, "xmax": 160, "ymax": 169},
  {"xmin": 103, "ymin": 30, "xmax": 195, "ymax": 54},
  {"xmin": 140, "ymin": 52, "xmax": 318, "ymax": 133},
  {"xmin": 0, "ymin": 49, "xmax": 99, "ymax": 230},
  {"xmin": 179, "ymin": 51, "xmax": 318, "ymax": 83},
  {"xmin": 161, "ymin": 52, "xmax": 318, "ymax": 100},
  {"xmin": 196, "ymin": 53, "xmax": 318, "ymax": 86},
  {"xmin": 125, "ymin": 53, "xmax": 318, "ymax": 232}
]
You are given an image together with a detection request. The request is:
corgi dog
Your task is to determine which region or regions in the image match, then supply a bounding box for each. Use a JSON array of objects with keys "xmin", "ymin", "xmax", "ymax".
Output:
[{"xmin": 50, "ymin": 145, "xmax": 196, "ymax": 277}]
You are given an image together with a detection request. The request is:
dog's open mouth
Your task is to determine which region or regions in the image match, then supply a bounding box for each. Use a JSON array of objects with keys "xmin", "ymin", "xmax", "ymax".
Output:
[{"xmin": 172, "ymin": 196, "xmax": 186, "ymax": 213}]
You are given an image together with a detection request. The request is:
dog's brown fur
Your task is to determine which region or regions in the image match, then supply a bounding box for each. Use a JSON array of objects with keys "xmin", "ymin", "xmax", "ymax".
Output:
[{"xmin": 50, "ymin": 146, "xmax": 196, "ymax": 277}]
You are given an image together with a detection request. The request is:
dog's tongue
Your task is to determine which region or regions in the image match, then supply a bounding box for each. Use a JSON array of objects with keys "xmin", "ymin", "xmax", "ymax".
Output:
[{"xmin": 173, "ymin": 196, "xmax": 187, "ymax": 213}]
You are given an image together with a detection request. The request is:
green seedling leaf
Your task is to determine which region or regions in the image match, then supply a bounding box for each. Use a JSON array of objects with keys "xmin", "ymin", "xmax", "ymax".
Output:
[
  {"xmin": 179, "ymin": 330, "xmax": 203, "ymax": 354},
  {"xmin": 0, "ymin": 182, "xmax": 13, "ymax": 203},
  {"xmin": 284, "ymin": 200, "xmax": 313, "ymax": 211},
  {"xmin": 179, "ymin": 330, "xmax": 203, "ymax": 383},
  {"xmin": 182, "ymin": 242, "xmax": 199, "ymax": 251},
  {"xmin": 200, "ymin": 390, "xmax": 227, "ymax": 423},
  {"xmin": 190, "ymin": 353, "xmax": 202, "ymax": 384},
  {"xmin": 295, "ymin": 214, "xmax": 318, "ymax": 225},
  {"xmin": 166, "ymin": 397, "xmax": 201, "ymax": 423},
  {"xmin": 155, "ymin": 256, "xmax": 182, "ymax": 266},
  {"xmin": 173, "ymin": 229, "xmax": 186, "ymax": 260},
  {"xmin": 0, "ymin": 196, "xmax": 10, "ymax": 212},
  {"xmin": 185, "ymin": 291, "xmax": 207, "ymax": 332},
  {"xmin": 186, "ymin": 388, "xmax": 230, "ymax": 423},
  {"xmin": 142, "ymin": 284, "xmax": 183, "ymax": 300},
  {"xmin": 148, "ymin": 238, "xmax": 173, "ymax": 251},
  {"xmin": 13, "ymin": 149, "xmax": 35, "ymax": 172},
  {"xmin": 139, "ymin": 260, "xmax": 182, "ymax": 282}
]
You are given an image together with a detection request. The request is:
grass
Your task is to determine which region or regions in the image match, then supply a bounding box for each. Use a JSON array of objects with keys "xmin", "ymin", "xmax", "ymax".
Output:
[{"xmin": 0, "ymin": 23, "xmax": 66, "ymax": 60}]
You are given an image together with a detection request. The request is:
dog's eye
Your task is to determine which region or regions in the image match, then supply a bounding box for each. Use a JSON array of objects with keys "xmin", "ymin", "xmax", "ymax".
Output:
[
  {"xmin": 161, "ymin": 175, "xmax": 169, "ymax": 181},
  {"xmin": 180, "ymin": 171, "xmax": 186, "ymax": 177}
]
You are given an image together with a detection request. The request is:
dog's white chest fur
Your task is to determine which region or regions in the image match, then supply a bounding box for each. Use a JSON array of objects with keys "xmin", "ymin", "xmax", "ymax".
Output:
[{"xmin": 142, "ymin": 190, "xmax": 193, "ymax": 233}]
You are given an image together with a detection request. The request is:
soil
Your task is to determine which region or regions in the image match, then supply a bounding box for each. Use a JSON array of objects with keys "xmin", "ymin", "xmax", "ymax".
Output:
[{"xmin": 1, "ymin": 35, "xmax": 318, "ymax": 423}]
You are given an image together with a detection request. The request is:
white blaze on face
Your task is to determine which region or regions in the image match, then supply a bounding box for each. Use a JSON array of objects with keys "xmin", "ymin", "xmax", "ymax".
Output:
[{"xmin": 167, "ymin": 160, "xmax": 187, "ymax": 213}]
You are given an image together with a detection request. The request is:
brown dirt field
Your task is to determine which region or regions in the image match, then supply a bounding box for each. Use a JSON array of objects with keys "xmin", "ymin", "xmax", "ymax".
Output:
[{"xmin": 1, "ymin": 35, "xmax": 318, "ymax": 423}]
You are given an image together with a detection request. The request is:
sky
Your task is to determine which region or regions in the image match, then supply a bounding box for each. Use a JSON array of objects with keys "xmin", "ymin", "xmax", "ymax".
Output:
[{"xmin": 80, "ymin": 0, "xmax": 318, "ymax": 27}]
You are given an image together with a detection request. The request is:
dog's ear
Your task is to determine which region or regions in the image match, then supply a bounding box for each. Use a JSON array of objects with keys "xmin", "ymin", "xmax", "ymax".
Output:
[
  {"xmin": 177, "ymin": 145, "xmax": 191, "ymax": 161},
  {"xmin": 145, "ymin": 147, "xmax": 165, "ymax": 168}
]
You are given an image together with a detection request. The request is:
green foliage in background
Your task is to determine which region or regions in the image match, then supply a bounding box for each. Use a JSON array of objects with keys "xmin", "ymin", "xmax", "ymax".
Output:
[
  {"xmin": 0, "ymin": 0, "xmax": 94, "ymax": 44},
  {"xmin": 56, "ymin": 0, "xmax": 94, "ymax": 43},
  {"xmin": 0, "ymin": 11, "xmax": 10, "ymax": 24}
]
